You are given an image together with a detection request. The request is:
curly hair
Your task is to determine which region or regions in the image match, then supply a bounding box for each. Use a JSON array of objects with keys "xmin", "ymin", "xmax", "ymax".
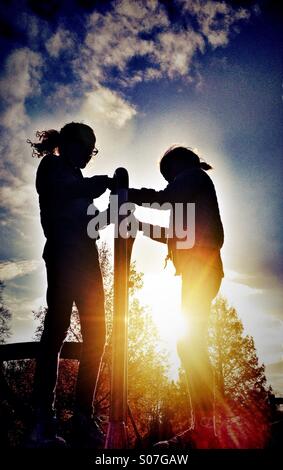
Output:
[
  {"xmin": 27, "ymin": 129, "xmax": 60, "ymax": 158},
  {"xmin": 27, "ymin": 122, "xmax": 95, "ymax": 158}
]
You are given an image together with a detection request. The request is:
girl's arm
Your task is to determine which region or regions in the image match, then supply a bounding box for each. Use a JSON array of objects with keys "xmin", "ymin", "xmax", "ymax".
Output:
[
  {"xmin": 62, "ymin": 174, "xmax": 112, "ymax": 199},
  {"xmin": 36, "ymin": 155, "xmax": 112, "ymax": 199},
  {"xmin": 128, "ymin": 187, "xmax": 171, "ymax": 206},
  {"xmin": 128, "ymin": 169, "xmax": 202, "ymax": 206}
]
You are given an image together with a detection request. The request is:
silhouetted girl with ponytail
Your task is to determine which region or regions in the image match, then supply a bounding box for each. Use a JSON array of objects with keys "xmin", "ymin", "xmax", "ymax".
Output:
[
  {"xmin": 129, "ymin": 146, "xmax": 224, "ymax": 448},
  {"xmin": 28, "ymin": 122, "xmax": 112, "ymax": 447}
]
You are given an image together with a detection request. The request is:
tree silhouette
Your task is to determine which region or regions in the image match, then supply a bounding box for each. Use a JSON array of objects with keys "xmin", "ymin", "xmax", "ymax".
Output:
[
  {"xmin": 0, "ymin": 281, "xmax": 11, "ymax": 344},
  {"xmin": 127, "ymin": 286, "xmax": 170, "ymax": 446},
  {"xmin": 0, "ymin": 281, "xmax": 12, "ymax": 446},
  {"xmin": 208, "ymin": 297, "xmax": 270, "ymax": 448}
]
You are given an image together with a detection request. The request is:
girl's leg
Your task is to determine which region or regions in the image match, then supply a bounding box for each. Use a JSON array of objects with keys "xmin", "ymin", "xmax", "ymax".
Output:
[
  {"xmin": 33, "ymin": 259, "xmax": 74, "ymax": 415},
  {"xmin": 178, "ymin": 267, "xmax": 222, "ymax": 428},
  {"xmin": 74, "ymin": 263, "xmax": 106, "ymax": 416}
]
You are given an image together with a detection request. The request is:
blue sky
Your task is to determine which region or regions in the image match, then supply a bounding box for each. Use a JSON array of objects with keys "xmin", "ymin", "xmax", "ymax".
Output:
[{"xmin": 0, "ymin": 0, "xmax": 282, "ymax": 393}]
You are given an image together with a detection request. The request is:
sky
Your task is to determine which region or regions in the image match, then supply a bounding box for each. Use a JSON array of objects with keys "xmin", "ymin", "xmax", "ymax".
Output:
[{"xmin": 0, "ymin": 0, "xmax": 282, "ymax": 393}]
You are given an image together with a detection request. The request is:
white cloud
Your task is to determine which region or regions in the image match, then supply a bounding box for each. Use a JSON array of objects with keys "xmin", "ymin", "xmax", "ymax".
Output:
[
  {"xmin": 79, "ymin": 0, "xmax": 197, "ymax": 85},
  {"xmin": 0, "ymin": 182, "xmax": 37, "ymax": 216},
  {"xmin": 80, "ymin": 3, "xmax": 160, "ymax": 84},
  {"xmin": 0, "ymin": 48, "xmax": 42, "ymax": 106},
  {"xmin": 0, "ymin": 48, "xmax": 43, "ymax": 218},
  {"xmin": 0, "ymin": 47, "xmax": 42, "ymax": 133},
  {"xmin": 72, "ymin": 0, "xmax": 251, "ymax": 93},
  {"xmin": 45, "ymin": 84, "xmax": 81, "ymax": 109},
  {"xmin": 0, "ymin": 260, "xmax": 40, "ymax": 281},
  {"xmin": 155, "ymin": 30, "xmax": 205, "ymax": 78},
  {"xmin": 183, "ymin": 0, "xmax": 250, "ymax": 48},
  {"xmin": 79, "ymin": 86, "xmax": 137, "ymax": 128},
  {"xmin": 1, "ymin": 102, "xmax": 29, "ymax": 129},
  {"xmin": 45, "ymin": 27, "xmax": 75, "ymax": 58},
  {"xmin": 115, "ymin": 0, "xmax": 168, "ymax": 26}
]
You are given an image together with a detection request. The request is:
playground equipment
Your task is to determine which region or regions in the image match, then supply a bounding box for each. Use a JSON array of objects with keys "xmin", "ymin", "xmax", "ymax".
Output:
[{"xmin": 105, "ymin": 167, "xmax": 132, "ymax": 449}]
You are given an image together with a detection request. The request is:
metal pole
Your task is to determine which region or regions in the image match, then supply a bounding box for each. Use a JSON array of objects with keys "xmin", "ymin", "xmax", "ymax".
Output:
[{"xmin": 105, "ymin": 167, "xmax": 129, "ymax": 449}]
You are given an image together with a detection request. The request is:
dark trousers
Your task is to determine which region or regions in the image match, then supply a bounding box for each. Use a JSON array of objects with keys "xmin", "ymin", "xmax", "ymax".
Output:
[
  {"xmin": 177, "ymin": 256, "xmax": 222, "ymax": 424},
  {"xmin": 33, "ymin": 244, "xmax": 105, "ymax": 416}
]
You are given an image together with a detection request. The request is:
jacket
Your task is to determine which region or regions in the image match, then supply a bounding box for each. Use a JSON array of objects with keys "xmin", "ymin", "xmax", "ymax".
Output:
[
  {"xmin": 129, "ymin": 167, "xmax": 224, "ymax": 276},
  {"xmin": 36, "ymin": 153, "xmax": 108, "ymax": 258}
]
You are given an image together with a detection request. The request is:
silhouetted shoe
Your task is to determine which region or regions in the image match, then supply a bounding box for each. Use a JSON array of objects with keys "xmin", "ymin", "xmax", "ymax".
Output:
[
  {"xmin": 70, "ymin": 412, "xmax": 105, "ymax": 448},
  {"xmin": 27, "ymin": 412, "xmax": 67, "ymax": 448}
]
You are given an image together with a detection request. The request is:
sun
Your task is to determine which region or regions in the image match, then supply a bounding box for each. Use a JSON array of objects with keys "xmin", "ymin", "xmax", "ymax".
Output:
[
  {"xmin": 137, "ymin": 269, "xmax": 186, "ymax": 378},
  {"xmin": 139, "ymin": 270, "xmax": 183, "ymax": 337},
  {"xmin": 153, "ymin": 306, "xmax": 187, "ymax": 344}
]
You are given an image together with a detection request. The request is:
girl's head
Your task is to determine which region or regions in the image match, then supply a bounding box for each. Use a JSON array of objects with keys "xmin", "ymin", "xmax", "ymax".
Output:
[
  {"xmin": 28, "ymin": 122, "xmax": 97, "ymax": 169},
  {"xmin": 159, "ymin": 146, "xmax": 212, "ymax": 182}
]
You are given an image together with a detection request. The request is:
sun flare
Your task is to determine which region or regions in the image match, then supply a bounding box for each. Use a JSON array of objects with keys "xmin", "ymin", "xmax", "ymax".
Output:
[
  {"xmin": 138, "ymin": 270, "xmax": 186, "ymax": 345},
  {"xmin": 135, "ymin": 268, "xmax": 185, "ymax": 380}
]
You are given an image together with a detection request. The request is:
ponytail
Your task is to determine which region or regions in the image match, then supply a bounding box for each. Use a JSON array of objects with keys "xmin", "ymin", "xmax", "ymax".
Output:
[
  {"xmin": 199, "ymin": 161, "xmax": 213, "ymax": 171},
  {"xmin": 160, "ymin": 145, "xmax": 213, "ymax": 180},
  {"xmin": 27, "ymin": 129, "xmax": 60, "ymax": 158}
]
